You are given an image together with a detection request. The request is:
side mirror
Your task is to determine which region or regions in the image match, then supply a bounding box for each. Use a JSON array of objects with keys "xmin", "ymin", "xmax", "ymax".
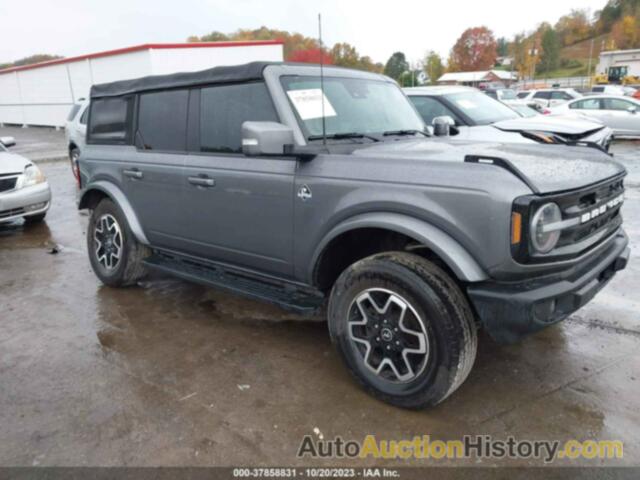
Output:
[
  {"xmin": 628, "ymin": 106, "xmax": 637, "ymax": 114},
  {"xmin": 0, "ymin": 136, "xmax": 16, "ymax": 148},
  {"xmin": 242, "ymin": 121, "xmax": 294, "ymax": 156},
  {"xmin": 432, "ymin": 116, "xmax": 455, "ymax": 137}
]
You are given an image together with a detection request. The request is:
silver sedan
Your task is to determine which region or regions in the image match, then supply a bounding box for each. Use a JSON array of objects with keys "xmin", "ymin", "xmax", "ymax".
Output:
[
  {"xmin": 550, "ymin": 95, "xmax": 640, "ymax": 137},
  {"xmin": 0, "ymin": 136, "xmax": 51, "ymax": 224}
]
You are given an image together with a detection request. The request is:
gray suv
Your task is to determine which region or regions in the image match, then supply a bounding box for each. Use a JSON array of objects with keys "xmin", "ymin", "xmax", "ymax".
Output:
[{"xmin": 78, "ymin": 62, "xmax": 629, "ymax": 408}]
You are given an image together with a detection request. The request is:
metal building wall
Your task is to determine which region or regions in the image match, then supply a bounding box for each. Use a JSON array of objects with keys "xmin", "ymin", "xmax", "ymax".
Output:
[{"xmin": 0, "ymin": 42, "xmax": 283, "ymax": 128}]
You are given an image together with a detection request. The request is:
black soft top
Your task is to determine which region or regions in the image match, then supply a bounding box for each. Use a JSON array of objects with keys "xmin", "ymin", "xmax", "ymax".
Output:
[{"xmin": 90, "ymin": 61, "xmax": 275, "ymax": 98}]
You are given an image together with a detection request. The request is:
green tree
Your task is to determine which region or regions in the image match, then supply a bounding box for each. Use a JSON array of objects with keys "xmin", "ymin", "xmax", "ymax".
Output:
[
  {"xmin": 496, "ymin": 37, "xmax": 509, "ymax": 57},
  {"xmin": 422, "ymin": 51, "xmax": 444, "ymax": 84},
  {"xmin": 539, "ymin": 27, "xmax": 561, "ymax": 73},
  {"xmin": 384, "ymin": 52, "xmax": 409, "ymax": 81}
]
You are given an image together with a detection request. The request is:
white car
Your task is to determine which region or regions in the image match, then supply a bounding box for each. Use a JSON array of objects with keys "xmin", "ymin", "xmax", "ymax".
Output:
[
  {"xmin": 0, "ymin": 136, "xmax": 51, "ymax": 224},
  {"xmin": 404, "ymin": 86, "xmax": 613, "ymax": 152},
  {"xmin": 516, "ymin": 88, "xmax": 582, "ymax": 110},
  {"xmin": 591, "ymin": 85, "xmax": 627, "ymax": 96},
  {"xmin": 64, "ymin": 99, "xmax": 89, "ymax": 183},
  {"xmin": 550, "ymin": 95, "xmax": 640, "ymax": 137}
]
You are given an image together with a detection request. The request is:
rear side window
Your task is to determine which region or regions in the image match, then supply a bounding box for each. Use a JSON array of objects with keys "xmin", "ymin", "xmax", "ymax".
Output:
[
  {"xmin": 89, "ymin": 97, "xmax": 131, "ymax": 142},
  {"xmin": 570, "ymin": 99, "xmax": 601, "ymax": 110},
  {"xmin": 516, "ymin": 91, "xmax": 529, "ymax": 99},
  {"xmin": 137, "ymin": 90, "xmax": 189, "ymax": 151},
  {"xmin": 67, "ymin": 104, "xmax": 81, "ymax": 121},
  {"xmin": 199, "ymin": 82, "xmax": 278, "ymax": 154},
  {"xmin": 80, "ymin": 106, "xmax": 89, "ymax": 125}
]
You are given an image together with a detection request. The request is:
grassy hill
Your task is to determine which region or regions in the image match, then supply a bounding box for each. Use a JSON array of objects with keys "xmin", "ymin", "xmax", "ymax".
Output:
[{"xmin": 534, "ymin": 33, "xmax": 612, "ymax": 79}]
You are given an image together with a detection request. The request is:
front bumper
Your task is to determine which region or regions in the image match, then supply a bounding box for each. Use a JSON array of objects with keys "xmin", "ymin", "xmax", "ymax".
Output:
[
  {"xmin": 0, "ymin": 182, "xmax": 51, "ymax": 223},
  {"xmin": 467, "ymin": 230, "xmax": 629, "ymax": 344}
]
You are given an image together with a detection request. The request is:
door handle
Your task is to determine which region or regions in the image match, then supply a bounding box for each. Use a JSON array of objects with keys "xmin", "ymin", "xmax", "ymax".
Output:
[
  {"xmin": 188, "ymin": 175, "xmax": 215, "ymax": 187},
  {"xmin": 123, "ymin": 168, "xmax": 143, "ymax": 179}
]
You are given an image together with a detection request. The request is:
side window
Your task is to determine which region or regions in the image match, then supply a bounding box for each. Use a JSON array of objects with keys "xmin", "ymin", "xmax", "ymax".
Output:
[
  {"xmin": 409, "ymin": 96, "xmax": 458, "ymax": 125},
  {"xmin": 137, "ymin": 89, "xmax": 189, "ymax": 151},
  {"xmin": 89, "ymin": 97, "xmax": 131, "ymax": 143},
  {"xmin": 516, "ymin": 91, "xmax": 529, "ymax": 99},
  {"xmin": 199, "ymin": 82, "xmax": 278, "ymax": 154},
  {"xmin": 604, "ymin": 98, "xmax": 635, "ymax": 111},
  {"xmin": 80, "ymin": 106, "xmax": 89, "ymax": 125},
  {"xmin": 570, "ymin": 99, "xmax": 601, "ymax": 110},
  {"xmin": 533, "ymin": 91, "xmax": 551, "ymax": 100},
  {"xmin": 552, "ymin": 92, "xmax": 572, "ymax": 100}
]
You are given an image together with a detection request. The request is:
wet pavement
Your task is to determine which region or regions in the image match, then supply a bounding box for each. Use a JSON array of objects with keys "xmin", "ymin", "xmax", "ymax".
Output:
[{"xmin": 0, "ymin": 139, "xmax": 639, "ymax": 469}]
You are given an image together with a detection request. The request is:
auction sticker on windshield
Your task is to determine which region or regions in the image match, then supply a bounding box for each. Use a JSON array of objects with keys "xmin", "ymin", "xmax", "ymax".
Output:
[{"xmin": 287, "ymin": 89, "xmax": 337, "ymax": 120}]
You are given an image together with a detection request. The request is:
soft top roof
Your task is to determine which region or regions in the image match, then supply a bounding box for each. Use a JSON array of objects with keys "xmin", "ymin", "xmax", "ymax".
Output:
[{"xmin": 91, "ymin": 61, "xmax": 274, "ymax": 98}]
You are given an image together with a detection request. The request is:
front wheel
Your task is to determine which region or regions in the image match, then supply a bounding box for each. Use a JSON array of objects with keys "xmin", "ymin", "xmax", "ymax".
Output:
[
  {"xmin": 328, "ymin": 252, "xmax": 477, "ymax": 409},
  {"xmin": 87, "ymin": 198, "xmax": 149, "ymax": 287}
]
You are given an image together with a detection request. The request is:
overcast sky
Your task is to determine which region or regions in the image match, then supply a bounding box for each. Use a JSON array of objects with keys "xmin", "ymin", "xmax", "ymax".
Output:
[{"xmin": 0, "ymin": 0, "xmax": 608, "ymax": 66}]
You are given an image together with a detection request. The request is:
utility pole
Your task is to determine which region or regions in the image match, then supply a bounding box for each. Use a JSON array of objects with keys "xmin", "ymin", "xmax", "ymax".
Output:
[{"xmin": 586, "ymin": 38, "xmax": 594, "ymax": 89}]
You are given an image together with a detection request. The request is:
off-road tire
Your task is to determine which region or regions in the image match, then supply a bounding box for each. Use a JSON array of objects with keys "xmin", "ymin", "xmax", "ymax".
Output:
[
  {"xmin": 87, "ymin": 198, "xmax": 149, "ymax": 287},
  {"xmin": 328, "ymin": 252, "xmax": 477, "ymax": 409}
]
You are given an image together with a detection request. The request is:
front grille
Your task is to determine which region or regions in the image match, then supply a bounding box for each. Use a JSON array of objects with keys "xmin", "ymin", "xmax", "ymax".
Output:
[
  {"xmin": 512, "ymin": 175, "xmax": 626, "ymax": 264},
  {"xmin": 0, "ymin": 176, "xmax": 17, "ymax": 193},
  {"xmin": 548, "ymin": 178, "xmax": 624, "ymax": 259},
  {"xmin": 0, "ymin": 207, "xmax": 25, "ymax": 219}
]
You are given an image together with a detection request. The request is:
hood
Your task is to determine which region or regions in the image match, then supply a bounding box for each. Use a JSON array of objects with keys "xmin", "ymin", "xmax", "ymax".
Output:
[
  {"xmin": 0, "ymin": 152, "xmax": 31, "ymax": 174},
  {"xmin": 493, "ymin": 115, "xmax": 604, "ymax": 135},
  {"xmin": 353, "ymin": 138, "xmax": 625, "ymax": 194}
]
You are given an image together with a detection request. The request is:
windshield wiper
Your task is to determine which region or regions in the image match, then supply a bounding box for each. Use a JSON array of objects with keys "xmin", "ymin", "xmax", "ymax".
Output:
[
  {"xmin": 307, "ymin": 132, "xmax": 380, "ymax": 142},
  {"xmin": 382, "ymin": 129, "xmax": 430, "ymax": 137}
]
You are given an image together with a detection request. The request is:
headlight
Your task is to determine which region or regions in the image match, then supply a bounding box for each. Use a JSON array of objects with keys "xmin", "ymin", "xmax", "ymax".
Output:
[
  {"xmin": 16, "ymin": 164, "xmax": 46, "ymax": 189},
  {"xmin": 530, "ymin": 202, "xmax": 562, "ymax": 253}
]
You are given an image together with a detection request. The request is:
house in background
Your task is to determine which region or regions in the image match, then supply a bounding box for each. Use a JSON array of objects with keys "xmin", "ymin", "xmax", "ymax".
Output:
[{"xmin": 437, "ymin": 70, "xmax": 518, "ymax": 87}]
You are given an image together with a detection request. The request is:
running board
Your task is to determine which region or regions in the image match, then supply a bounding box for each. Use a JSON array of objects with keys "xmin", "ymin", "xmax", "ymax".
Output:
[{"xmin": 143, "ymin": 253, "xmax": 325, "ymax": 315}]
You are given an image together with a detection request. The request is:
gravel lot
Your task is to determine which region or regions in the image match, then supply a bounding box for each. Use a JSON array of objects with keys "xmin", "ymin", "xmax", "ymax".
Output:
[{"xmin": 1, "ymin": 127, "xmax": 639, "ymax": 470}]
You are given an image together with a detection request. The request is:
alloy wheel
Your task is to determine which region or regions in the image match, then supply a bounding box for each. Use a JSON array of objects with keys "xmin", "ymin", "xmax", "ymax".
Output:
[
  {"xmin": 94, "ymin": 214, "xmax": 123, "ymax": 270},
  {"xmin": 347, "ymin": 288, "xmax": 429, "ymax": 383}
]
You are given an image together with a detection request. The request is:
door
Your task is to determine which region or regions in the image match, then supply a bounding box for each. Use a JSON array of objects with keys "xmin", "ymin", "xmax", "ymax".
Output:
[
  {"xmin": 601, "ymin": 97, "xmax": 640, "ymax": 135},
  {"xmin": 569, "ymin": 98, "xmax": 607, "ymax": 123},
  {"xmin": 181, "ymin": 82, "xmax": 296, "ymax": 277},
  {"xmin": 549, "ymin": 91, "xmax": 572, "ymax": 108},
  {"xmin": 120, "ymin": 89, "xmax": 189, "ymax": 250},
  {"xmin": 532, "ymin": 91, "xmax": 551, "ymax": 108}
]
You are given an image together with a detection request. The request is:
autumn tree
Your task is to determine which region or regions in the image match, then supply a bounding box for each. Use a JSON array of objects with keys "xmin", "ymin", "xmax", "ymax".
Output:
[
  {"xmin": 331, "ymin": 43, "xmax": 383, "ymax": 72},
  {"xmin": 422, "ymin": 51, "xmax": 444, "ymax": 84},
  {"xmin": 288, "ymin": 48, "xmax": 334, "ymax": 64},
  {"xmin": 448, "ymin": 27, "xmax": 497, "ymax": 71},
  {"xmin": 612, "ymin": 15, "xmax": 640, "ymax": 49},
  {"xmin": 555, "ymin": 9, "xmax": 593, "ymax": 46},
  {"xmin": 384, "ymin": 52, "xmax": 410, "ymax": 81}
]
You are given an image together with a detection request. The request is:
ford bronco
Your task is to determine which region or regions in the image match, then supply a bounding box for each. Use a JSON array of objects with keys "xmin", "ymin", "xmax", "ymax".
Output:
[{"xmin": 78, "ymin": 62, "xmax": 629, "ymax": 408}]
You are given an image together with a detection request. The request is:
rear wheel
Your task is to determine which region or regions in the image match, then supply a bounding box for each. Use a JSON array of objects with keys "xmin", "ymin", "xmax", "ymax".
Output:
[
  {"xmin": 69, "ymin": 148, "xmax": 80, "ymax": 183},
  {"xmin": 328, "ymin": 252, "xmax": 477, "ymax": 409},
  {"xmin": 87, "ymin": 198, "xmax": 149, "ymax": 287}
]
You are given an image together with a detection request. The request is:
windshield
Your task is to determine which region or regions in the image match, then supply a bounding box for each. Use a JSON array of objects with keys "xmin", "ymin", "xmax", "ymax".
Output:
[
  {"xmin": 446, "ymin": 91, "xmax": 520, "ymax": 125},
  {"xmin": 280, "ymin": 76, "xmax": 425, "ymax": 139},
  {"xmin": 498, "ymin": 89, "xmax": 517, "ymax": 100}
]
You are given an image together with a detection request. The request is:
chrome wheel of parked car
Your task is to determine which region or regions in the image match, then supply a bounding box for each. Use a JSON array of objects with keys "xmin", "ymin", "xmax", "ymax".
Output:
[
  {"xmin": 347, "ymin": 288, "xmax": 429, "ymax": 383},
  {"xmin": 94, "ymin": 213, "xmax": 122, "ymax": 270},
  {"xmin": 70, "ymin": 148, "xmax": 81, "ymax": 183}
]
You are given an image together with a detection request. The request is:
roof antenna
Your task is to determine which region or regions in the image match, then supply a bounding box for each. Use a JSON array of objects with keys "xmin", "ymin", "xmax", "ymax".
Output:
[{"xmin": 318, "ymin": 13, "xmax": 327, "ymax": 147}]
